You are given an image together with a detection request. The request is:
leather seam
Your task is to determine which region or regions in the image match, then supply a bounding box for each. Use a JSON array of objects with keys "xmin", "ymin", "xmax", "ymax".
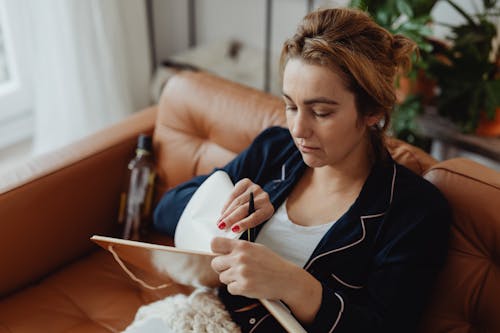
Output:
[
  {"xmin": 423, "ymin": 167, "xmax": 500, "ymax": 191},
  {"xmin": 451, "ymin": 222, "xmax": 492, "ymax": 261}
]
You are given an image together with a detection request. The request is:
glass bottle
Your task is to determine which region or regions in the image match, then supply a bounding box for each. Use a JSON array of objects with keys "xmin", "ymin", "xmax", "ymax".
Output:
[{"xmin": 118, "ymin": 134, "xmax": 156, "ymax": 240}]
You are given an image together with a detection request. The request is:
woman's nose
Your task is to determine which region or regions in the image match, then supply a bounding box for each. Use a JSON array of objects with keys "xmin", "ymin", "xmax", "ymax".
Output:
[{"xmin": 290, "ymin": 111, "xmax": 311, "ymax": 139}]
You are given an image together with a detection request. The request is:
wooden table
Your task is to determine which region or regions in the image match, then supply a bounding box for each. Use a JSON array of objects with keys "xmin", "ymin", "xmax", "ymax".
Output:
[{"xmin": 416, "ymin": 112, "xmax": 500, "ymax": 165}]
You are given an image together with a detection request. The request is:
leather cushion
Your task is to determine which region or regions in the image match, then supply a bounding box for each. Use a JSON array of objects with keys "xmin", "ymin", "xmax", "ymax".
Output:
[{"xmin": 0, "ymin": 249, "xmax": 191, "ymax": 333}]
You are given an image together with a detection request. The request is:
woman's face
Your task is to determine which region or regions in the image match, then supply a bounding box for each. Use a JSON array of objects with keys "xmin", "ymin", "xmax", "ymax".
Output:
[{"xmin": 282, "ymin": 58, "xmax": 377, "ymax": 169}]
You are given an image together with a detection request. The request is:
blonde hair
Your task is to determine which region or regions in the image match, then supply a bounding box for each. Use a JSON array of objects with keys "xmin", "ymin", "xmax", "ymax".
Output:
[{"xmin": 280, "ymin": 7, "xmax": 417, "ymax": 160}]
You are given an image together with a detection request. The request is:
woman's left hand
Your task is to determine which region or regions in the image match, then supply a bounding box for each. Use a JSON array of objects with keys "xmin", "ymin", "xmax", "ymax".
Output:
[
  {"xmin": 211, "ymin": 237, "xmax": 323, "ymax": 323},
  {"xmin": 210, "ymin": 237, "xmax": 297, "ymax": 300}
]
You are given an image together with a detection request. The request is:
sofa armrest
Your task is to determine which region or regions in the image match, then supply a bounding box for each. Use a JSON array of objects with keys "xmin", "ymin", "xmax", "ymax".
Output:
[
  {"xmin": 420, "ymin": 158, "xmax": 500, "ymax": 332},
  {"xmin": 0, "ymin": 107, "xmax": 157, "ymax": 297}
]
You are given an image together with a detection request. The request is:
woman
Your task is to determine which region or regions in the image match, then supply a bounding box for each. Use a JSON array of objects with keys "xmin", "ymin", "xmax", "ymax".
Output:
[{"xmin": 154, "ymin": 7, "xmax": 450, "ymax": 333}]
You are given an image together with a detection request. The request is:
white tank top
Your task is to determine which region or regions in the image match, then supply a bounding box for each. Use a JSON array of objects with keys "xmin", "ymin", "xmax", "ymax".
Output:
[{"xmin": 255, "ymin": 200, "xmax": 335, "ymax": 267}]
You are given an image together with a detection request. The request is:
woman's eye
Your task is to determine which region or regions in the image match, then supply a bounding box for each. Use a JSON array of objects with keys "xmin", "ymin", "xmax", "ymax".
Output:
[
  {"xmin": 313, "ymin": 111, "xmax": 331, "ymax": 118},
  {"xmin": 285, "ymin": 105, "xmax": 297, "ymax": 112}
]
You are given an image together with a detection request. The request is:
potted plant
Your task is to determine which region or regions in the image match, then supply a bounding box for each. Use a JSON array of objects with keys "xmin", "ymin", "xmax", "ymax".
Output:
[{"xmin": 427, "ymin": 0, "xmax": 500, "ymax": 135}]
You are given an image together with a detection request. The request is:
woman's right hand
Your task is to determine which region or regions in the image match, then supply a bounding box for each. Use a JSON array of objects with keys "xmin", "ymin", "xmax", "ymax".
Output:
[{"xmin": 217, "ymin": 178, "xmax": 274, "ymax": 233}]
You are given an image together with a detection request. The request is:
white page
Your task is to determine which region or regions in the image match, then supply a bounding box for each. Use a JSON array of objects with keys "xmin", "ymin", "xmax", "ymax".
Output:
[{"xmin": 174, "ymin": 170, "xmax": 243, "ymax": 252}]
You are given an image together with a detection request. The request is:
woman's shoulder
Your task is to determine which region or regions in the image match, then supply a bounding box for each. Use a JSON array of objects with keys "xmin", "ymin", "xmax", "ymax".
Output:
[
  {"xmin": 249, "ymin": 126, "xmax": 296, "ymax": 155},
  {"xmin": 393, "ymin": 162, "xmax": 450, "ymax": 216},
  {"xmin": 253, "ymin": 126, "xmax": 292, "ymax": 144},
  {"xmin": 228, "ymin": 126, "xmax": 299, "ymax": 178}
]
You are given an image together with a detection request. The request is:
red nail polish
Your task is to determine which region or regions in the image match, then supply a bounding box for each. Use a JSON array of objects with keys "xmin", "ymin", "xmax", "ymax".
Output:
[
  {"xmin": 232, "ymin": 225, "xmax": 240, "ymax": 233},
  {"xmin": 218, "ymin": 222, "xmax": 226, "ymax": 230}
]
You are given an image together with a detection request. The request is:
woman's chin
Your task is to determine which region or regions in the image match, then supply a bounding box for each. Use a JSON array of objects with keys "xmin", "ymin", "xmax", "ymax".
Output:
[{"xmin": 301, "ymin": 155, "xmax": 326, "ymax": 168}]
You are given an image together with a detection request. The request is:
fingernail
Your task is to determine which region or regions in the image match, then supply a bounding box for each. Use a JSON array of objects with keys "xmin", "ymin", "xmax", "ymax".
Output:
[
  {"xmin": 218, "ymin": 221, "xmax": 226, "ymax": 230},
  {"xmin": 231, "ymin": 225, "xmax": 240, "ymax": 233}
]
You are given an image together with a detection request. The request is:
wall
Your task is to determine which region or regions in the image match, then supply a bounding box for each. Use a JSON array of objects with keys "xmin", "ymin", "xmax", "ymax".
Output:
[
  {"xmin": 151, "ymin": 0, "xmax": 348, "ymax": 94},
  {"xmin": 152, "ymin": 0, "xmax": 349, "ymax": 62},
  {"xmin": 152, "ymin": 0, "xmax": 494, "ymax": 66}
]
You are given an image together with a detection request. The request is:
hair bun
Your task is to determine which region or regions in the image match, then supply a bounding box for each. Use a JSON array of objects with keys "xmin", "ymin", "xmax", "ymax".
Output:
[{"xmin": 391, "ymin": 34, "xmax": 418, "ymax": 73}]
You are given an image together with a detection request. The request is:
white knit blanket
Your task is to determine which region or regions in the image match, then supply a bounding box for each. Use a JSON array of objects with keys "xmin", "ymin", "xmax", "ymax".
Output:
[{"xmin": 123, "ymin": 288, "xmax": 241, "ymax": 333}]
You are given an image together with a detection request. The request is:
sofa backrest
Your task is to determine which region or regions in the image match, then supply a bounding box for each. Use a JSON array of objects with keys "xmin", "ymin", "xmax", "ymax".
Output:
[
  {"xmin": 153, "ymin": 70, "xmax": 436, "ymax": 196},
  {"xmin": 420, "ymin": 158, "xmax": 500, "ymax": 333},
  {"xmin": 153, "ymin": 71, "xmax": 285, "ymax": 195}
]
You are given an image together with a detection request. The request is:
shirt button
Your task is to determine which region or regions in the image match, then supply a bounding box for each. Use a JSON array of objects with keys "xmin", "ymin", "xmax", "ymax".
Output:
[{"xmin": 249, "ymin": 318, "xmax": 256, "ymax": 325}]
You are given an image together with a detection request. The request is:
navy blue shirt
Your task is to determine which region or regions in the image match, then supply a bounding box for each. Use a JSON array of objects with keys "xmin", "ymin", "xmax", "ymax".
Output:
[{"xmin": 154, "ymin": 126, "xmax": 451, "ymax": 333}]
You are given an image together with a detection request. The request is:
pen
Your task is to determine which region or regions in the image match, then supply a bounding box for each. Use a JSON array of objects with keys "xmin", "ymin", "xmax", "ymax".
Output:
[{"xmin": 247, "ymin": 192, "xmax": 255, "ymax": 242}]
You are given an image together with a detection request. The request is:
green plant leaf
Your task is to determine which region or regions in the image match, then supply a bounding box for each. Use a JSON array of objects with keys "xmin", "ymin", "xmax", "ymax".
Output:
[
  {"xmin": 412, "ymin": 0, "xmax": 439, "ymax": 17},
  {"xmin": 483, "ymin": 0, "xmax": 498, "ymax": 10},
  {"xmin": 349, "ymin": 0, "xmax": 368, "ymax": 10},
  {"xmin": 375, "ymin": 10, "xmax": 390, "ymax": 26},
  {"xmin": 396, "ymin": 0, "xmax": 414, "ymax": 18}
]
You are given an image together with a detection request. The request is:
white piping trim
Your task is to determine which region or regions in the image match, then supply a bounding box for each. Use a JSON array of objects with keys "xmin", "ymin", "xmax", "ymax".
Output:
[
  {"xmin": 389, "ymin": 164, "xmax": 396, "ymax": 204},
  {"xmin": 329, "ymin": 293, "xmax": 344, "ymax": 333},
  {"xmin": 304, "ymin": 163, "xmax": 397, "ymax": 271},
  {"xmin": 249, "ymin": 314, "xmax": 271, "ymax": 333},
  {"xmin": 330, "ymin": 273, "xmax": 363, "ymax": 289},
  {"xmin": 361, "ymin": 212, "xmax": 386, "ymax": 219},
  {"xmin": 272, "ymin": 164, "xmax": 287, "ymax": 184},
  {"xmin": 304, "ymin": 215, "xmax": 369, "ymax": 270}
]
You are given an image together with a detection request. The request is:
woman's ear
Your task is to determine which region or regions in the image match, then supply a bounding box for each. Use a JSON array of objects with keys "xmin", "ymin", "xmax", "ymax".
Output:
[{"xmin": 365, "ymin": 114, "xmax": 381, "ymax": 127}]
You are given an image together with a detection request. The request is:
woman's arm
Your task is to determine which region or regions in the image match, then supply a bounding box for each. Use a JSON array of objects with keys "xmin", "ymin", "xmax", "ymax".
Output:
[
  {"xmin": 153, "ymin": 174, "xmax": 209, "ymax": 236},
  {"xmin": 281, "ymin": 264, "xmax": 323, "ymax": 323},
  {"xmin": 153, "ymin": 126, "xmax": 290, "ymax": 237}
]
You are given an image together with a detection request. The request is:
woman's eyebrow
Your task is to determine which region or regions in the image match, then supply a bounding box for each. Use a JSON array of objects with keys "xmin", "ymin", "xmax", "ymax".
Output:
[
  {"xmin": 282, "ymin": 92, "xmax": 339, "ymax": 105},
  {"xmin": 282, "ymin": 92, "xmax": 294, "ymax": 102},
  {"xmin": 303, "ymin": 97, "xmax": 339, "ymax": 105}
]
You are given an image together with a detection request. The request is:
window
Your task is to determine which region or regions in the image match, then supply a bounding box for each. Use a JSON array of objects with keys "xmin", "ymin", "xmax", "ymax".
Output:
[
  {"xmin": 0, "ymin": 0, "xmax": 33, "ymax": 150},
  {"xmin": 0, "ymin": 19, "xmax": 10, "ymax": 85},
  {"xmin": 0, "ymin": 1, "xmax": 16, "ymax": 96}
]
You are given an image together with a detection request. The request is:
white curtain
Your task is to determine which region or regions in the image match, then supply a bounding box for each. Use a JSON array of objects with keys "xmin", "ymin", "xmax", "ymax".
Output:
[{"xmin": 26, "ymin": 0, "xmax": 151, "ymax": 154}]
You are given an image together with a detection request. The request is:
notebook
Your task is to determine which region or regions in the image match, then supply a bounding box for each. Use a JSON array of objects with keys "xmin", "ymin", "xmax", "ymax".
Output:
[{"xmin": 91, "ymin": 171, "xmax": 306, "ymax": 333}]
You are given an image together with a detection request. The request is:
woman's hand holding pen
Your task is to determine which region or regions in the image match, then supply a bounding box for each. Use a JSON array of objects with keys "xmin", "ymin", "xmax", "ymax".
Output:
[{"xmin": 217, "ymin": 178, "xmax": 274, "ymax": 233}]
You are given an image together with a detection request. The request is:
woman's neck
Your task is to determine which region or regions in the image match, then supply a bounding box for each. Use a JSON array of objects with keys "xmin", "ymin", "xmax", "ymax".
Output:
[{"xmin": 310, "ymin": 140, "xmax": 374, "ymax": 196}]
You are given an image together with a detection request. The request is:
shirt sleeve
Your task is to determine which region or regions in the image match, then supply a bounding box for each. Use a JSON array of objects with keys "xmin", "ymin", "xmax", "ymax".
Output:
[
  {"xmin": 153, "ymin": 127, "xmax": 289, "ymax": 236},
  {"xmin": 305, "ymin": 196, "xmax": 451, "ymax": 333}
]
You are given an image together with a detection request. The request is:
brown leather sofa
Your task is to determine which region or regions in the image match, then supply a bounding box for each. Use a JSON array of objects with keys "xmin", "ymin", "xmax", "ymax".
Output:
[{"xmin": 0, "ymin": 71, "xmax": 498, "ymax": 333}]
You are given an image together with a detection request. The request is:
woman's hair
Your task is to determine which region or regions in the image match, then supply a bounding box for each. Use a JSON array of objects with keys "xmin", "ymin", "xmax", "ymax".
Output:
[{"xmin": 280, "ymin": 7, "xmax": 417, "ymax": 161}]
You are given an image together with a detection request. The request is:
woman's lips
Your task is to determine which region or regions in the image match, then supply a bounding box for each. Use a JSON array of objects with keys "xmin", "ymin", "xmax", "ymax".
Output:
[{"xmin": 298, "ymin": 143, "xmax": 319, "ymax": 152}]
